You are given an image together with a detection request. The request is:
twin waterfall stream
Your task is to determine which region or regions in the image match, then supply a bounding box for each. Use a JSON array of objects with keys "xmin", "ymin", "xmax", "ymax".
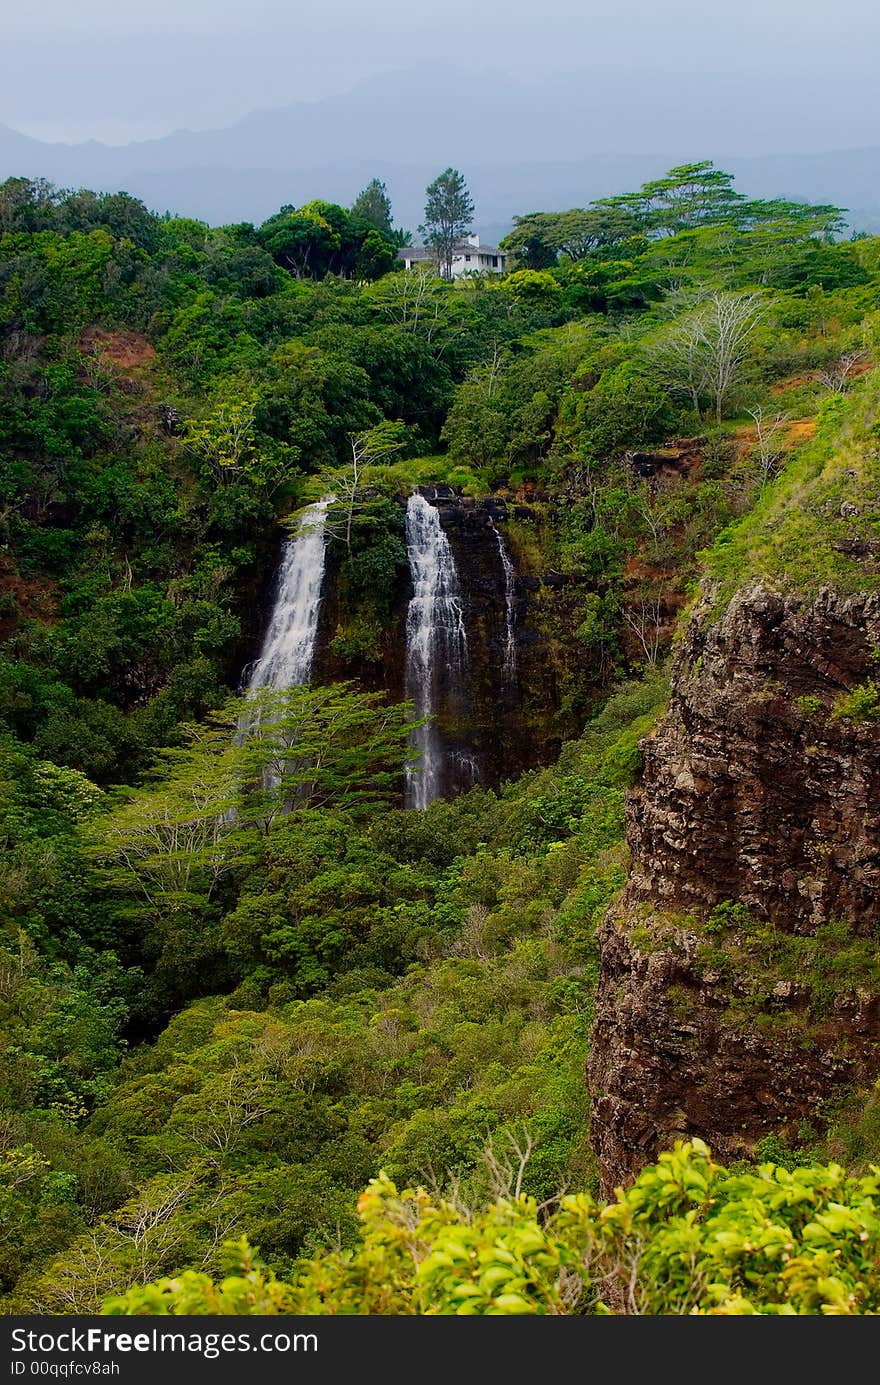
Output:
[
  {"xmin": 245, "ymin": 496, "xmax": 333, "ymax": 692},
  {"xmin": 493, "ymin": 520, "xmax": 518, "ymax": 685},
  {"xmin": 403, "ymin": 493, "xmax": 470, "ymax": 810},
  {"xmin": 245, "ymin": 491, "xmax": 518, "ymax": 809}
]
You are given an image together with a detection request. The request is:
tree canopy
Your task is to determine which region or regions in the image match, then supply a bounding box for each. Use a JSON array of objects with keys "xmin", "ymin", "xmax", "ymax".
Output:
[
  {"xmin": 502, "ymin": 161, "xmax": 848, "ymax": 269},
  {"xmin": 350, "ymin": 178, "xmax": 394, "ymax": 235},
  {"xmin": 257, "ymin": 199, "xmax": 397, "ymax": 280},
  {"xmin": 420, "ymin": 168, "xmax": 475, "ymax": 278}
]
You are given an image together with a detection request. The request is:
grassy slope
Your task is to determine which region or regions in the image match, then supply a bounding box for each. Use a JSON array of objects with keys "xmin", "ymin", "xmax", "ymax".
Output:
[{"xmin": 704, "ymin": 376, "xmax": 880, "ymax": 607}]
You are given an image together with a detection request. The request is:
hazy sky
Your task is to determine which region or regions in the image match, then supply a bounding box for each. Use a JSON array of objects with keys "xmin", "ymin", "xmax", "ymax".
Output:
[{"xmin": 2, "ymin": 0, "xmax": 877, "ymax": 145}]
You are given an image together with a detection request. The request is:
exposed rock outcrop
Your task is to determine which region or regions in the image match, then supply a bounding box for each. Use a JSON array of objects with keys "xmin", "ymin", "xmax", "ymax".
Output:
[
  {"xmin": 589, "ymin": 582, "xmax": 880, "ymax": 1192},
  {"xmin": 629, "ymin": 583, "xmax": 880, "ymax": 930},
  {"xmin": 589, "ymin": 906, "xmax": 880, "ymax": 1191}
]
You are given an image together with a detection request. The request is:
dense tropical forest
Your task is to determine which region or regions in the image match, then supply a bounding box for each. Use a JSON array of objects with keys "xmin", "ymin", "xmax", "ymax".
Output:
[{"xmin": 1, "ymin": 162, "xmax": 879, "ymax": 1314}]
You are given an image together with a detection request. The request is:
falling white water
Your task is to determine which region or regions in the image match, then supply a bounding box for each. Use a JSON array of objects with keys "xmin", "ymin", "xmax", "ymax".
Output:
[
  {"xmin": 225, "ymin": 497, "xmax": 332, "ymax": 815},
  {"xmin": 493, "ymin": 525, "xmax": 517, "ymax": 683},
  {"xmin": 449, "ymin": 749, "xmax": 480, "ymax": 789},
  {"xmin": 404, "ymin": 493, "xmax": 468, "ymax": 810},
  {"xmin": 247, "ymin": 497, "xmax": 332, "ymax": 693}
]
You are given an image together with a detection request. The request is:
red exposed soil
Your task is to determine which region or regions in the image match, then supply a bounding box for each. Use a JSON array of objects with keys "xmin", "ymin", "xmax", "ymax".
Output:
[
  {"xmin": 770, "ymin": 371, "xmax": 819, "ymax": 395},
  {"xmin": 623, "ymin": 557, "xmax": 674, "ymax": 583},
  {"xmin": 79, "ymin": 326, "xmax": 156, "ymax": 373},
  {"xmin": 770, "ymin": 358, "xmax": 874, "ymax": 397},
  {"xmin": 0, "ymin": 562, "xmax": 59, "ymax": 639},
  {"xmin": 731, "ymin": 415, "xmax": 817, "ymax": 451},
  {"xmin": 784, "ymin": 418, "xmax": 818, "ymax": 446}
]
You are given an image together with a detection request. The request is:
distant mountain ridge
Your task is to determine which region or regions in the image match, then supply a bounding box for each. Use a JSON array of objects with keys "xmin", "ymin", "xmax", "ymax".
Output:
[{"xmin": 2, "ymin": 67, "xmax": 880, "ymax": 233}]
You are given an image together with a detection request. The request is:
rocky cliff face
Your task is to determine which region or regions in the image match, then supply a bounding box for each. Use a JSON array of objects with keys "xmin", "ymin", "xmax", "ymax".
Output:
[
  {"xmin": 434, "ymin": 490, "xmax": 576, "ymax": 788},
  {"xmin": 589, "ymin": 582, "xmax": 880, "ymax": 1192},
  {"xmin": 629, "ymin": 584, "xmax": 880, "ymax": 928}
]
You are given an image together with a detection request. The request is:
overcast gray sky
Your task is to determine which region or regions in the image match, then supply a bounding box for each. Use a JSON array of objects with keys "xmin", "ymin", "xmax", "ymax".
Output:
[{"xmin": 2, "ymin": 0, "xmax": 877, "ymax": 145}]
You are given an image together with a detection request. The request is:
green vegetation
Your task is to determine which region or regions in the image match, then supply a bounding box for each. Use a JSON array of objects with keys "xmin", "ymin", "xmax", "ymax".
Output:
[
  {"xmin": 420, "ymin": 168, "xmax": 475, "ymax": 279},
  {"xmin": 1, "ymin": 157, "xmax": 879, "ymax": 1312},
  {"xmin": 0, "ymin": 679, "xmax": 664, "ymax": 1311},
  {"xmin": 703, "ymin": 384, "xmax": 880, "ymax": 608},
  {"xmin": 623, "ymin": 901, "xmax": 880, "ymax": 1035},
  {"xmin": 833, "ymin": 680, "xmax": 880, "ymax": 722},
  {"xmin": 694, "ymin": 906, "xmax": 880, "ymax": 1025},
  {"xmin": 106, "ymin": 1140, "xmax": 880, "ymax": 1315}
]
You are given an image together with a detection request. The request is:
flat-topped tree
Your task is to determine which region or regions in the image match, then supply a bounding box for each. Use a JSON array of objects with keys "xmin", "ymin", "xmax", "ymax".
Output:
[
  {"xmin": 502, "ymin": 206, "xmax": 643, "ymax": 268},
  {"xmin": 600, "ymin": 161, "xmax": 746, "ymax": 237}
]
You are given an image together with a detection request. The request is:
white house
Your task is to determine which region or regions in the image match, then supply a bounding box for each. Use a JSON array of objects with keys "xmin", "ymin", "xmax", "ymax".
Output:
[{"xmin": 398, "ymin": 234, "xmax": 507, "ymax": 279}]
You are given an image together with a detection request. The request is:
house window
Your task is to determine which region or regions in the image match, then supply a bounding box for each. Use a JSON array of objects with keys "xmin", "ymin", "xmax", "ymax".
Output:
[
  {"xmin": 465, "ymin": 253, "xmax": 471, "ymax": 262},
  {"xmin": 492, "ymin": 256, "xmax": 498, "ymax": 268}
]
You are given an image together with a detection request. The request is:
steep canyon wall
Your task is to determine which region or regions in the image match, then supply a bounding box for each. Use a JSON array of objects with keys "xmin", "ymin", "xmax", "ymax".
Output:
[{"xmin": 589, "ymin": 583, "xmax": 880, "ymax": 1190}]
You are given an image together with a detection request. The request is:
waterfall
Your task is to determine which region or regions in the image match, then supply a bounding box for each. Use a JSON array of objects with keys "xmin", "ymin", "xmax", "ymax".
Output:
[
  {"xmin": 404, "ymin": 492, "xmax": 469, "ymax": 810},
  {"xmin": 493, "ymin": 525, "xmax": 517, "ymax": 682},
  {"xmin": 247, "ymin": 496, "xmax": 332, "ymax": 694},
  {"xmin": 232, "ymin": 496, "xmax": 332, "ymax": 802}
]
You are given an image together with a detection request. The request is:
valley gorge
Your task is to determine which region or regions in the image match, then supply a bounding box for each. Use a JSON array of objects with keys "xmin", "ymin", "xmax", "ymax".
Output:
[
  {"xmin": 244, "ymin": 453, "xmax": 880, "ymax": 1197},
  {"xmin": 4, "ymin": 165, "xmax": 880, "ymax": 1313}
]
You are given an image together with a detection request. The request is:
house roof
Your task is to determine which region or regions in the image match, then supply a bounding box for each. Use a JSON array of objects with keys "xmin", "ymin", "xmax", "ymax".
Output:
[
  {"xmin": 453, "ymin": 242, "xmax": 505, "ymax": 256},
  {"xmin": 397, "ymin": 244, "xmax": 506, "ymax": 261}
]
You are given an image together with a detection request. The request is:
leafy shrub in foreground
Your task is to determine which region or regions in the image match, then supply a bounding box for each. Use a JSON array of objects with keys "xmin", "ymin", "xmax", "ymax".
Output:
[{"xmin": 105, "ymin": 1140, "xmax": 880, "ymax": 1315}]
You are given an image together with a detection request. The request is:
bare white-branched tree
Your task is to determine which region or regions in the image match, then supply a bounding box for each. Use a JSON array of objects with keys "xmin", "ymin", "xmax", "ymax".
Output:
[
  {"xmin": 39, "ymin": 1171, "xmax": 202, "ymax": 1310},
  {"xmin": 818, "ymin": 349, "xmax": 865, "ymax": 394},
  {"xmin": 623, "ymin": 591, "xmax": 666, "ymax": 668},
  {"xmin": 172, "ymin": 1069, "xmax": 274, "ymax": 1165},
  {"xmin": 648, "ymin": 310, "xmax": 708, "ymax": 416},
  {"xmin": 369, "ymin": 264, "xmax": 447, "ymax": 345},
  {"xmin": 748, "ymin": 405, "xmax": 788, "ymax": 490},
  {"xmin": 482, "ymin": 342, "xmax": 504, "ymax": 399},
  {"xmin": 35, "ymin": 1230, "xmax": 120, "ymax": 1314},
  {"xmin": 629, "ymin": 478, "xmax": 664, "ymax": 547},
  {"xmin": 648, "ymin": 291, "xmax": 767, "ymax": 421},
  {"xmin": 453, "ymin": 904, "xmax": 494, "ymax": 961},
  {"xmin": 323, "ymin": 424, "xmax": 406, "ymax": 556},
  {"xmin": 702, "ymin": 292, "xmax": 767, "ymax": 421},
  {"xmin": 482, "ymin": 1126, "xmax": 535, "ymax": 1200}
]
